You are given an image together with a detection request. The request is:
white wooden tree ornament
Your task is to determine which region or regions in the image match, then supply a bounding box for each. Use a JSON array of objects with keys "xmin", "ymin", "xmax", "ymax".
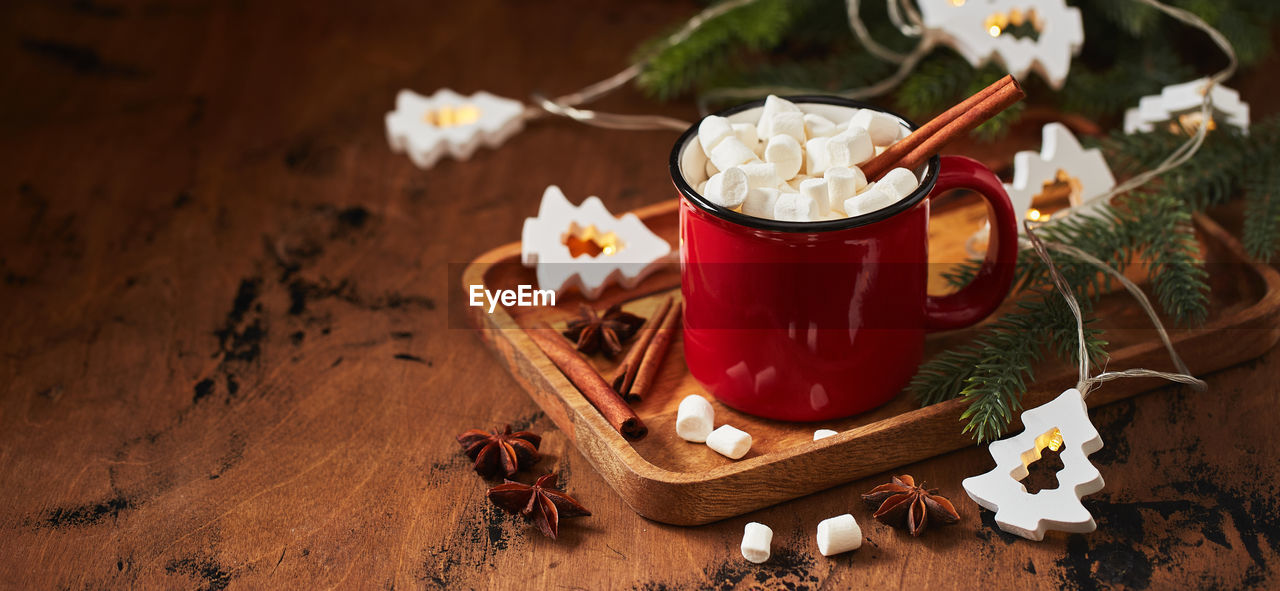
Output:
[
  {"xmin": 385, "ymin": 89, "xmax": 526, "ymax": 169},
  {"xmin": 962, "ymin": 388, "xmax": 1105, "ymax": 541},
  {"xmin": 521, "ymin": 186, "xmax": 673, "ymax": 300},
  {"xmin": 1005, "ymin": 122, "xmax": 1116, "ymax": 230},
  {"xmin": 916, "ymin": 0, "xmax": 1084, "ymax": 89},
  {"xmin": 1123, "ymin": 78, "xmax": 1250, "ymax": 135}
]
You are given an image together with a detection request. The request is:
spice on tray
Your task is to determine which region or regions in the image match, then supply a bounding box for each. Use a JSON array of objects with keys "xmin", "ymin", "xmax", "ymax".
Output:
[
  {"xmin": 488, "ymin": 473, "xmax": 591, "ymax": 539},
  {"xmin": 562, "ymin": 303, "xmax": 645, "ymax": 358},
  {"xmin": 610, "ymin": 295, "xmax": 675, "ymax": 399},
  {"xmin": 456, "ymin": 425, "xmax": 542, "ymax": 478},
  {"xmin": 862, "ymin": 474, "xmax": 960, "ymax": 536},
  {"xmin": 528, "ymin": 323, "xmax": 648, "ymax": 440},
  {"xmin": 629, "ymin": 300, "xmax": 681, "ymax": 400}
]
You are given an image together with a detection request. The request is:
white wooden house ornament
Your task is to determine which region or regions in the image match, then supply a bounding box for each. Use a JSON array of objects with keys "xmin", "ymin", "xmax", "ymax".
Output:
[
  {"xmin": 1005, "ymin": 122, "xmax": 1116, "ymax": 230},
  {"xmin": 521, "ymin": 186, "xmax": 673, "ymax": 300},
  {"xmin": 916, "ymin": 0, "xmax": 1084, "ymax": 89},
  {"xmin": 385, "ymin": 88, "xmax": 526, "ymax": 169},
  {"xmin": 962, "ymin": 388, "xmax": 1106, "ymax": 541},
  {"xmin": 1123, "ymin": 78, "xmax": 1250, "ymax": 135}
]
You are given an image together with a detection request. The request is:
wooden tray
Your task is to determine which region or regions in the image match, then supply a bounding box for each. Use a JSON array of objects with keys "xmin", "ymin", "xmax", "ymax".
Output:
[{"xmin": 462, "ymin": 199, "xmax": 1280, "ymax": 525}]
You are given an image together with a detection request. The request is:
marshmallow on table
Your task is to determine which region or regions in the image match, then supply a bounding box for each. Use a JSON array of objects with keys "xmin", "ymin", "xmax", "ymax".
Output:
[
  {"xmin": 879, "ymin": 167, "xmax": 919, "ymax": 197},
  {"xmin": 741, "ymin": 522, "xmax": 773, "ymax": 564},
  {"xmin": 756, "ymin": 95, "xmax": 801, "ymax": 137},
  {"xmin": 826, "ymin": 128, "xmax": 874, "ymax": 168},
  {"xmin": 706, "ymin": 425, "xmax": 752, "ymax": 459},
  {"xmin": 813, "ymin": 429, "xmax": 838, "ymax": 441},
  {"xmin": 703, "ymin": 167, "xmax": 749, "ymax": 209},
  {"xmin": 774, "ymin": 192, "xmax": 819, "ymax": 222},
  {"xmin": 805, "ymin": 137, "xmax": 831, "ymax": 176},
  {"xmin": 769, "ymin": 112, "xmax": 806, "ymax": 145},
  {"xmin": 824, "ymin": 166, "xmax": 866, "ymax": 214},
  {"xmin": 743, "ymin": 188, "xmax": 781, "ymax": 219},
  {"xmin": 676, "ymin": 394, "xmax": 715, "ymax": 442},
  {"xmin": 709, "ymin": 137, "xmax": 761, "ymax": 171},
  {"xmin": 799, "ymin": 178, "xmax": 831, "ymax": 216},
  {"xmin": 816, "ymin": 514, "xmax": 862, "ymax": 556},
  {"xmin": 804, "ymin": 113, "xmax": 837, "ymax": 138},
  {"xmin": 764, "ymin": 135, "xmax": 803, "ymax": 180},
  {"xmin": 698, "ymin": 115, "xmax": 734, "ymax": 153},
  {"xmin": 738, "ymin": 162, "xmax": 783, "ymax": 189},
  {"xmin": 851, "ymin": 109, "xmax": 904, "ymax": 147}
]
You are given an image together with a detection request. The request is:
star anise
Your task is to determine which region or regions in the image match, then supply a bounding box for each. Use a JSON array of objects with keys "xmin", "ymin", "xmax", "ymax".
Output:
[
  {"xmin": 488, "ymin": 473, "xmax": 591, "ymax": 539},
  {"xmin": 861, "ymin": 474, "xmax": 960, "ymax": 536},
  {"xmin": 456, "ymin": 425, "xmax": 541, "ymax": 478},
  {"xmin": 561, "ymin": 303, "xmax": 644, "ymax": 358}
]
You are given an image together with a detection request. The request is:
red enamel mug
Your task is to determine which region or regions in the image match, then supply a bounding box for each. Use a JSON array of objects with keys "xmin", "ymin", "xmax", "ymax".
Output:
[{"xmin": 671, "ymin": 96, "xmax": 1018, "ymax": 421}]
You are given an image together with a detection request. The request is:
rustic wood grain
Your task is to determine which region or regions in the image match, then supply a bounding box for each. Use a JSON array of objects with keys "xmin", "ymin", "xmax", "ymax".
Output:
[{"xmin": 1, "ymin": 1, "xmax": 1278, "ymax": 589}]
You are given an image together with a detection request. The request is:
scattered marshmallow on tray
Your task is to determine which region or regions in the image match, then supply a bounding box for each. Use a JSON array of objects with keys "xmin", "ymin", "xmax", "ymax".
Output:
[
  {"xmin": 684, "ymin": 95, "xmax": 922, "ymax": 222},
  {"xmin": 676, "ymin": 395, "xmax": 715, "ymax": 443},
  {"xmin": 813, "ymin": 429, "xmax": 838, "ymax": 441},
  {"xmin": 706, "ymin": 425, "xmax": 753, "ymax": 459},
  {"xmin": 741, "ymin": 522, "xmax": 774, "ymax": 564},
  {"xmin": 816, "ymin": 514, "xmax": 863, "ymax": 556}
]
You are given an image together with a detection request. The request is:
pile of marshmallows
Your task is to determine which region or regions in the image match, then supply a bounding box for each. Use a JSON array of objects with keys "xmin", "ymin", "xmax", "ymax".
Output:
[
  {"xmin": 677, "ymin": 394, "xmax": 862, "ymax": 562},
  {"xmin": 682, "ymin": 95, "xmax": 921, "ymax": 222}
]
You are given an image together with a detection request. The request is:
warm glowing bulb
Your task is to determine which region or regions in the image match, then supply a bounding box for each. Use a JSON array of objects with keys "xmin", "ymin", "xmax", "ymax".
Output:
[
  {"xmin": 602, "ymin": 244, "xmax": 617, "ymax": 256},
  {"xmin": 950, "ymin": 0, "xmax": 966, "ymax": 5},
  {"xmin": 1027, "ymin": 208, "xmax": 1043, "ymax": 222},
  {"xmin": 423, "ymin": 104, "xmax": 481, "ymax": 127},
  {"xmin": 988, "ymin": 25, "xmax": 1002, "ymax": 36},
  {"xmin": 1046, "ymin": 428, "xmax": 1064, "ymax": 452}
]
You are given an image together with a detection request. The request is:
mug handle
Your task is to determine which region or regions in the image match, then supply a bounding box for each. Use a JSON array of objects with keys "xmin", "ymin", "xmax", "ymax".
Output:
[{"xmin": 924, "ymin": 155, "xmax": 1019, "ymax": 331}]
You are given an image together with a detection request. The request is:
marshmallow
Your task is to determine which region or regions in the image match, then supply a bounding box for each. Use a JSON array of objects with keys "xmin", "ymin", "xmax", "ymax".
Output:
[
  {"xmin": 805, "ymin": 137, "xmax": 831, "ymax": 176},
  {"xmin": 826, "ymin": 128, "xmax": 874, "ymax": 168},
  {"xmin": 676, "ymin": 394, "xmax": 715, "ymax": 442},
  {"xmin": 698, "ymin": 115, "xmax": 734, "ymax": 154},
  {"xmin": 880, "ymin": 167, "xmax": 919, "ymax": 197},
  {"xmin": 705, "ymin": 158, "xmax": 719, "ymax": 179},
  {"xmin": 799, "ymin": 178, "xmax": 831, "ymax": 216},
  {"xmin": 824, "ymin": 166, "xmax": 866, "ymax": 214},
  {"xmin": 764, "ymin": 135, "xmax": 803, "ymax": 180},
  {"xmin": 813, "ymin": 429, "xmax": 838, "ymax": 440},
  {"xmin": 843, "ymin": 182, "xmax": 901, "ymax": 216},
  {"xmin": 741, "ymin": 522, "xmax": 773, "ymax": 564},
  {"xmin": 816, "ymin": 514, "xmax": 862, "ymax": 556},
  {"xmin": 756, "ymin": 94, "xmax": 801, "ymax": 137},
  {"xmin": 851, "ymin": 109, "xmax": 904, "ymax": 146},
  {"xmin": 703, "ymin": 167, "xmax": 749, "ymax": 209},
  {"xmin": 732, "ymin": 123, "xmax": 760, "ymax": 152},
  {"xmin": 709, "ymin": 137, "xmax": 761, "ymax": 171},
  {"xmin": 743, "ymin": 187, "xmax": 781, "ymax": 219},
  {"xmin": 804, "ymin": 113, "xmax": 837, "ymax": 138},
  {"xmin": 769, "ymin": 112, "xmax": 806, "ymax": 144},
  {"xmin": 738, "ymin": 162, "xmax": 783, "ymax": 189},
  {"xmin": 681, "ymin": 143, "xmax": 709, "ymax": 186},
  {"xmin": 774, "ymin": 192, "xmax": 819, "ymax": 222},
  {"xmin": 706, "ymin": 425, "xmax": 752, "ymax": 459}
]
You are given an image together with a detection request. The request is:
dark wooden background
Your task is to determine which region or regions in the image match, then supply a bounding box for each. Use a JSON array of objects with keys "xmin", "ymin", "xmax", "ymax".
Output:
[{"xmin": 2, "ymin": 1, "xmax": 1278, "ymax": 589}]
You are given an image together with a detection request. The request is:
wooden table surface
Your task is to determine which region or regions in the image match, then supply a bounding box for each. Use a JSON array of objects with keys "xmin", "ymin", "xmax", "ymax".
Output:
[{"xmin": 2, "ymin": 1, "xmax": 1278, "ymax": 589}]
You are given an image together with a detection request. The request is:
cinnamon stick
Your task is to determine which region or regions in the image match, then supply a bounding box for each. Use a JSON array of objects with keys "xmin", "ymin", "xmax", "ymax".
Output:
[
  {"xmin": 610, "ymin": 295, "xmax": 675, "ymax": 399},
  {"xmin": 862, "ymin": 75, "xmax": 1023, "ymax": 180},
  {"xmin": 629, "ymin": 300, "xmax": 682, "ymax": 401},
  {"xmin": 528, "ymin": 323, "xmax": 648, "ymax": 440}
]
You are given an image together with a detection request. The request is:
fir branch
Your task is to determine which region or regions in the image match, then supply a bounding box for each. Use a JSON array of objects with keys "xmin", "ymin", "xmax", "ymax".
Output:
[
  {"xmin": 634, "ymin": 0, "xmax": 809, "ymax": 100},
  {"xmin": 1243, "ymin": 165, "xmax": 1280, "ymax": 262}
]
